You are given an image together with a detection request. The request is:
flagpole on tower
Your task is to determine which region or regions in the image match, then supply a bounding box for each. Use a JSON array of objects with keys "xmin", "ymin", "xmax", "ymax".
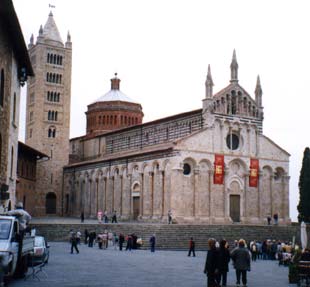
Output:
[{"xmin": 49, "ymin": 3, "xmax": 56, "ymax": 9}]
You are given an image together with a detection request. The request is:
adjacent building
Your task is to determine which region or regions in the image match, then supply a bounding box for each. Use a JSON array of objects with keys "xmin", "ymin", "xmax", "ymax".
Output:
[{"xmin": 0, "ymin": 0, "xmax": 34, "ymax": 211}]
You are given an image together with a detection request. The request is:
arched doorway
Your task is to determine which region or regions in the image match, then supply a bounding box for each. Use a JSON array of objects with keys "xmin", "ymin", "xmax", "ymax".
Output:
[
  {"xmin": 132, "ymin": 182, "xmax": 140, "ymax": 220},
  {"xmin": 230, "ymin": 195, "xmax": 240, "ymax": 222},
  {"xmin": 229, "ymin": 181, "xmax": 241, "ymax": 222},
  {"xmin": 46, "ymin": 192, "xmax": 57, "ymax": 214}
]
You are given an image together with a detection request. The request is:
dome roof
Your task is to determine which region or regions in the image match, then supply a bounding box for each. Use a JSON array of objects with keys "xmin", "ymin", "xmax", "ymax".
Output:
[{"xmin": 93, "ymin": 74, "xmax": 139, "ymax": 104}]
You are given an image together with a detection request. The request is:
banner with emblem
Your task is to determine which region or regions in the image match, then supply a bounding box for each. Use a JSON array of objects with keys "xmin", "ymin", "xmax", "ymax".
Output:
[
  {"xmin": 249, "ymin": 158, "xmax": 259, "ymax": 187},
  {"xmin": 214, "ymin": 154, "xmax": 224, "ymax": 185}
]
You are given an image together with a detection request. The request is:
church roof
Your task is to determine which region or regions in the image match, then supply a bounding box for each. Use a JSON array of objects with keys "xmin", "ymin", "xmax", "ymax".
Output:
[
  {"xmin": 93, "ymin": 74, "xmax": 139, "ymax": 104},
  {"xmin": 43, "ymin": 11, "xmax": 63, "ymax": 45},
  {"xmin": 94, "ymin": 89, "xmax": 139, "ymax": 104}
]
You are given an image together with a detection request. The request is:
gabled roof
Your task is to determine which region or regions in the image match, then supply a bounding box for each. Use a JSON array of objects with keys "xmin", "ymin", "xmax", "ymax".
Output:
[
  {"xmin": 0, "ymin": 0, "xmax": 34, "ymax": 76},
  {"xmin": 213, "ymin": 82, "xmax": 256, "ymax": 105}
]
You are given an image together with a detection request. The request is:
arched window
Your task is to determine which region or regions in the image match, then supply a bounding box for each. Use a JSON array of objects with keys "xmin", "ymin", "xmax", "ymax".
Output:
[
  {"xmin": 47, "ymin": 53, "xmax": 50, "ymax": 63},
  {"xmin": 114, "ymin": 115, "xmax": 117, "ymax": 125},
  {"xmin": 0, "ymin": 69, "xmax": 4, "ymax": 107},
  {"xmin": 55, "ymin": 111, "xmax": 58, "ymax": 121},
  {"xmin": 56, "ymin": 55, "xmax": 60, "ymax": 65},
  {"xmin": 46, "ymin": 192, "xmax": 57, "ymax": 214},
  {"xmin": 53, "ymin": 54, "xmax": 57, "ymax": 64},
  {"xmin": 52, "ymin": 73, "xmax": 56, "ymax": 83}
]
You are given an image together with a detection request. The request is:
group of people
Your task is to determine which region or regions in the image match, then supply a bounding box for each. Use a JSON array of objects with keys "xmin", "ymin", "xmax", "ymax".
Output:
[
  {"xmin": 204, "ymin": 238, "xmax": 250, "ymax": 287},
  {"xmin": 80, "ymin": 210, "xmax": 118, "ymax": 224},
  {"xmin": 267, "ymin": 213, "xmax": 279, "ymax": 225}
]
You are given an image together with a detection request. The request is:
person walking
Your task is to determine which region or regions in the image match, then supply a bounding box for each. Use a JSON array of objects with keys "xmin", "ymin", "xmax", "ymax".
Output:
[
  {"xmin": 273, "ymin": 213, "xmax": 278, "ymax": 225},
  {"xmin": 204, "ymin": 238, "xmax": 219, "ymax": 287},
  {"xmin": 267, "ymin": 216, "xmax": 271, "ymax": 225},
  {"xmin": 126, "ymin": 234, "xmax": 133, "ymax": 251},
  {"xmin": 188, "ymin": 237, "xmax": 196, "ymax": 257},
  {"xmin": 70, "ymin": 232, "xmax": 79, "ymax": 254},
  {"xmin": 216, "ymin": 239, "xmax": 230, "ymax": 287},
  {"xmin": 76, "ymin": 229, "xmax": 81, "ymax": 245},
  {"xmin": 149, "ymin": 234, "xmax": 156, "ymax": 252},
  {"xmin": 231, "ymin": 239, "xmax": 251, "ymax": 287},
  {"xmin": 84, "ymin": 229, "xmax": 89, "ymax": 245}
]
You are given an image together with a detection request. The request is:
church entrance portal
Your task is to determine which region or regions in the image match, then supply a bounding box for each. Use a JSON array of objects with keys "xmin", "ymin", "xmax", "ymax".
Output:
[
  {"xmin": 133, "ymin": 196, "xmax": 140, "ymax": 220},
  {"xmin": 230, "ymin": 194, "xmax": 240, "ymax": 222}
]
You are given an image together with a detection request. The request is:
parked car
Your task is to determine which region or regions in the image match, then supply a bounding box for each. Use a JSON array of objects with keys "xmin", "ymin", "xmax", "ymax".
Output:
[{"xmin": 30, "ymin": 236, "xmax": 50, "ymax": 266}]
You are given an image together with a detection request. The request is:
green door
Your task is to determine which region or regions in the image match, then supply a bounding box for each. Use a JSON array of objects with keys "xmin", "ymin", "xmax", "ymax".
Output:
[{"xmin": 230, "ymin": 195, "xmax": 240, "ymax": 222}]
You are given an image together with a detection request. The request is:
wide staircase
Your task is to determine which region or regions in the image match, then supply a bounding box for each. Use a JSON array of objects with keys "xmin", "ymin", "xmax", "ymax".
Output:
[{"xmin": 30, "ymin": 221, "xmax": 302, "ymax": 250}]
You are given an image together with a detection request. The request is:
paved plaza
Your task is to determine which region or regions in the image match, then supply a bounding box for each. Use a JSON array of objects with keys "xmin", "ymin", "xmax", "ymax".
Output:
[{"xmin": 9, "ymin": 242, "xmax": 295, "ymax": 287}]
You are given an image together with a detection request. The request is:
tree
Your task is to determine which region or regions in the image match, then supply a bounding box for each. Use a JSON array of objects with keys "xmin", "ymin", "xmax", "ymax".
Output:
[{"xmin": 298, "ymin": 147, "xmax": 310, "ymax": 222}]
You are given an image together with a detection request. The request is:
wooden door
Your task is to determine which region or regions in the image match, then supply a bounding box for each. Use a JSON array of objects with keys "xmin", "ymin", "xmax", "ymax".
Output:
[
  {"xmin": 230, "ymin": 195, "xmax": 240, "ymax": 222},
  {"xmin": 133, "ymin": 197, "xmax": 140, "ymax": 220}
]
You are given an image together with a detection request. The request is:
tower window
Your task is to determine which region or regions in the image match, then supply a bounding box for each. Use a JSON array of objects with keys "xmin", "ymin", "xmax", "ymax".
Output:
[{"xmin": 183, "ymin": 163, "xmax": 191, "ymax": 175}]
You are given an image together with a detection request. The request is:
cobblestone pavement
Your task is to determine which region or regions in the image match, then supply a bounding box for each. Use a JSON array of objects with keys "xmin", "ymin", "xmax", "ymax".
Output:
[{"xmin": 10, "ymin": 242, "xmax": 295, "ymax": 287}]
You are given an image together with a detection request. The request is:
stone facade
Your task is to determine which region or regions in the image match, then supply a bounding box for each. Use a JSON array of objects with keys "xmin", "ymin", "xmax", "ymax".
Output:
[
  {"xmin": 64, "ymin": 52, "xmax": 290, "ymax": 224},
  {"xmin": 25, "ymin": 12, "xmax": 72, "ymax": 216},
  {"xmin": 0, "ymin": 0, "xmax": 33, "ymax": 211}
]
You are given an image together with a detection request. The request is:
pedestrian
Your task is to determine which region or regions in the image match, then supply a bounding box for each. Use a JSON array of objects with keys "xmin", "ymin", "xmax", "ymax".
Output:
[
  {"xmin": 149, "ymin": 234, "xmax": 156, "ymax": 252},
  {"xmin": 231, "ymin": 239, "xmax": 251, "ymax": 287},
  {"xmin": 70, "ymin": 232, "xmax": 79, "ymax": 254},
  {"xmin": 76, "ymin": 229, "xmax": 81, "ymax": 245},
  {"xmin": 112, "ymin": 210, "xmax": 117, "ymax": 223},
  {"xmin": 273, "ymin": 213, "xmax": 278, "ymax": 225},
  {"xmin": 204, "ymin": 238, "xmax": 219, "ymax": 287},
  {"xmin": 97, "ymin": 233, "xmax": 103, "ymax": 249},
  {"xmin": 104, "ymin": 210, "xmax": 109, "ymax": 223},
  {"xmin": 80, "ymin": 211, "xmax": 84, "ymax": 223},
  {"xmin": 216, "ymin": 239, "xmax": 230, "ymax": 287},
  {"xmin": 84, "ymin": 229, "xmax": 89, "ymax": 245},
  {"xmin": 188, "ymin": 237, "xmax": 196, "ymax": 257},
  {"xmin": 126, "ymin": 234, "xmax": 133, "ymax": 251},
  {"xmin": 88, "ymin": 231, "xmax": 96, "ymax": 247},
  {"xmin": 267, "ymin": 216, "xmax": 271, "ymax": 225},
  {"xmin": 168, "ymin": 210, "xmax": 172, "ymax": 224},
  {"xmin": 119, "ymin": 233, "xmax": 125, "ymax": 251}
]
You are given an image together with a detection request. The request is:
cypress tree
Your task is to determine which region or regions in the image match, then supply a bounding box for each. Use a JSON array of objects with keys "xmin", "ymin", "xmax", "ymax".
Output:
[{"xmin": 297, "ymin": 147, "xmax": 310, "ymax": 222}]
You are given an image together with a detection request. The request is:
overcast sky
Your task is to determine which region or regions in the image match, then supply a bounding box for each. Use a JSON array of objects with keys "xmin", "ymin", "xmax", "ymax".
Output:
[{"xmin": 13, "ymin": 0, "xmax": 310, "ymax": 221}]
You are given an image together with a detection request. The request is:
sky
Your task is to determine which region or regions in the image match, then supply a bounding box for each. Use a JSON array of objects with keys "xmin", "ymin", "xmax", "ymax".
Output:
[{"xmin": 13, "ymin": 0, "xmax": 310, "ymax": 222}]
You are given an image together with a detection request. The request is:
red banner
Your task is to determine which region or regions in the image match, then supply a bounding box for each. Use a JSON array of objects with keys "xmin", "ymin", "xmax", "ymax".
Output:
[
  {"xmin": 249, "ymin": 158, "xmax": 259, "ymax": 187},
  {"xmin": 214, "ymin": 154, "xmax": 224, "ymax": 185}
]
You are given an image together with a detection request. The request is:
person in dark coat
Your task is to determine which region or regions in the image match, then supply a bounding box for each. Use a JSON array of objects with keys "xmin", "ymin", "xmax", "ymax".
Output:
[
  {"xmin": 70, "ymin": 232, "xmax": 79, "ymax": 254},
  {"xmin": 216, "ymin": 239, "xmax": 230, "ymax": 287},
  {"xmin": 188, "ymin": 237, "xmax": 196, "ymax": 257},
  {"xmin": 231, "ymin": 239, "xmax": 251, "ymax": 287},
  {"xmin": 126, "ymin": 234, "xmax": 133, "ymax": 251},
  {"xmin": 84, "ymin": 229, "xmax": 89, "ymax": 245},
  {"xmin": 204, "ymin": 238, "xmax": 219, "ymax": 287},
  {"xmin": 149, "ymin": 234, "xmax": 156, "ymax": 252},
  {"xmin": 119, "ymin": 233, "xmax": 125, "ymax": 251},
  {"xmin": 88, "ymin": 231, "xmax": 96, "ymax": 247}
]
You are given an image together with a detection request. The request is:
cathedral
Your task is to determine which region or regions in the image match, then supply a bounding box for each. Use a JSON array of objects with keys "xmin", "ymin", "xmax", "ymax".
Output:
[{"xmin": 25, "ymin": 13, "xmax": 290, "ymax": 224}]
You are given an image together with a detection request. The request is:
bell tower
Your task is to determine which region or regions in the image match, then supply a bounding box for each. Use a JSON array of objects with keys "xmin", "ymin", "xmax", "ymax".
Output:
[{"xmin": 25, "ymin": 12, "xmax": 72, "ymax": 216}]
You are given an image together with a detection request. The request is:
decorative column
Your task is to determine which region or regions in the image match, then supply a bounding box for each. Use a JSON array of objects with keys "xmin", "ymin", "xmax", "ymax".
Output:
[
  {"xmin": 88, "ymin": 179, "xmax": 92, "ymax": 217},
  {"xmin": 161, "ymin": 171, "xmax": 165, "ymax": 217},
  {"xmin": 269, "ymin": 175, "xmax": 274, "ymax": 217},
  {"xmin": 120, "ymin": 175, "xmax": 123, "ymax": 216},
  {"xmin": 111, "ymin": 176, "xmax": 115, "ymax": 212},
  {"xmin": 223, "ymin": 167, "xmax": 229, "ymax": 220},
  {"xmin": 96, "ymin": 178, "xmax": 99, "ymax": 214},
  {"xmin": 220, "ymin": 122, "xmax": 224, "ymax": 152},
  {"xmin": 282, "ymin": 174, "xmax": 290, "ymax": 222},
  {"xmin": 208, "ymin": 170, "xmax": 213, "ymax": 220},
  {"xmin": 141, "ymin": 172, "xmax": 144, "ymax": 217},
  {"xmin": 247, "ymin": 127, "xmax": 251, "ymax": 155},
  {"xmin": 243, "ymin": 172, "xmax": 249, "ymax": 221},
  {"xmin": 103, "ymin": 176, "xmax": 107, "ymax": 212},
  {"xmin": 193, "ymin": 167, "xmax": 200, "ymax": 218},
  {"xmin": 149, "ymin": 171, "xmax": 154, "ymax": 217},
  {"xmin": 127, "ymin": 173, "xmax": 132, "ymax": 218},
  {"xmin": 258, "ymin": 170, "xmax": 263, "ymax": 221}
]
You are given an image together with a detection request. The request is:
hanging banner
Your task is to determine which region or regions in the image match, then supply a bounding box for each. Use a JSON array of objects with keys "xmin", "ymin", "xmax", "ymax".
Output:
[
  {"xmin": 249, "ymin": 158, "xmax": 259, "ymax": 187},
  {"xmin": 214, "ymin": 154, "xmax": 224, "ymax": 185}
]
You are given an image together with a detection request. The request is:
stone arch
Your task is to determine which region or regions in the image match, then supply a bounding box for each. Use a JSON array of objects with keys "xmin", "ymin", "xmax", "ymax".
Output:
[
  {"xmin": 274, "ymin": 167, "xmax": 285, "ymax": 181},
  {"xmin": 228, "ymin": 158, "xmax": 247, "ymax": 177},
  {"xmin": 46, "ymin": 192, "xmax": 57, "ymax": 214},
  {"xmin": 199, "ymin": 159, "xmax": 212, "ymax": 171}
]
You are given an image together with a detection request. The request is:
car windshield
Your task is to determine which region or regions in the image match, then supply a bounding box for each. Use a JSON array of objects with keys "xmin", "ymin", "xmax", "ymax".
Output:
[
  {"xmin": 34, "ymin": 237, "xmax": 44, "ymax": 247},
  {"xmin": 0, "ymin": 219, "xmax": 12, "ymax": 240}
]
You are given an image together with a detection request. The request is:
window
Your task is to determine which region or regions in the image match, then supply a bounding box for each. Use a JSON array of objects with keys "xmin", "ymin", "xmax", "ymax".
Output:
[
  {"xmin": 13, "ymin": 93, "xmax": 16, "ymax": 123},
  {"xmin": 10, "ymin": 147, "xmax": 14, "ymax": 178},
  {"xmin": 30, "ymin": 111, "xmax": 33, "ymax": 121},
  {"xmin": 48, "ymin": 127, "xmax": 56, "ymax": 138},
  {"xmin": 226, "ymin": 133, "xmax": 239, "ymax": 150},
  {"xmin": 0, "ymin": 69, "xmax": 4, "ymax": 107},
  {"xmin": 183, "ymin": 163, "xmax": 191, "ymax": 175}
]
